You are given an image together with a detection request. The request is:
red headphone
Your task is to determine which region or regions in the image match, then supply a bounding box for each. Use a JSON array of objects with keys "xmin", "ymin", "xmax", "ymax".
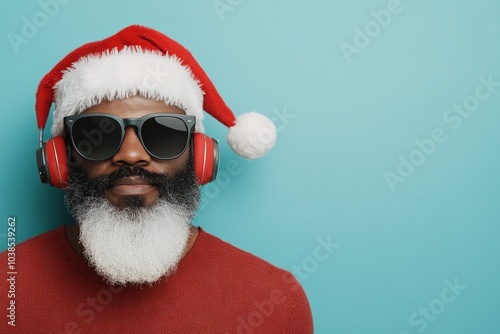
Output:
[{"xmin": 36, "ymin": 132, "xmax": 219, "ymax": 188}]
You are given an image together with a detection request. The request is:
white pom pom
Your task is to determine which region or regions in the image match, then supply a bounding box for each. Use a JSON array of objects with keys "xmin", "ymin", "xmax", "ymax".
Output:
[{"xmin": 227, "ymin": 112, "xmax": 277, "ymax": 159}]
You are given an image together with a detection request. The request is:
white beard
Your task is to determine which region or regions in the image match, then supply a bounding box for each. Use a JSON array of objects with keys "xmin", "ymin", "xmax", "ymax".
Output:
[{"xmin": 76, "ymin": 197, "xmax": 192, "ymax": 286}]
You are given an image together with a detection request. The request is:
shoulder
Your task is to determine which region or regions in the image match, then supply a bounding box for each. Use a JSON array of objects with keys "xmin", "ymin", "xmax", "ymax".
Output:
[
  {"xmin": 193, "ymin": 228, "xmax": 286, "ymax": 277},
  {"xmin": 184, "ymin": 228, "xmax": 314, "ymax": 332},
  {"xmin": 0, "ymin": 225, "xmax": 67, "ymax": 262}
]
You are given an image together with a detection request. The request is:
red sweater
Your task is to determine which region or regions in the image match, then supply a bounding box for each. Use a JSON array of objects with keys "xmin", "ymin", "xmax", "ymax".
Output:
[{"xmin": 0, "ymin": 226, "xmax": 313, "ymax": 333}]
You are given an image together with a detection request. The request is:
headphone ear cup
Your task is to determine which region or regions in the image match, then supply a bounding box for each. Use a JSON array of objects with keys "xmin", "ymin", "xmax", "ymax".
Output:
[
  {"xmin": 193, "ymin": 133, "xmax": 219, "ymax": 185},
  {"xmin": 44, "ymin": 136, "xmax": 69, "ymax": 188}
]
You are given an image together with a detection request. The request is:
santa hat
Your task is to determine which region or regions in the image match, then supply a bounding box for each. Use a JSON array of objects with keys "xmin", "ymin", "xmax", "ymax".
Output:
[{"xmin": 36, "ymin": 25, "xmax": 276, "ymax": 159}]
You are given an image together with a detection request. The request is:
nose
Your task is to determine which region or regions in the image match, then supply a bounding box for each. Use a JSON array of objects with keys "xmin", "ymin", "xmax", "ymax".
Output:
[{"xmin": 111, "ymin": 127, "xmax": 151, "ymax": 166}]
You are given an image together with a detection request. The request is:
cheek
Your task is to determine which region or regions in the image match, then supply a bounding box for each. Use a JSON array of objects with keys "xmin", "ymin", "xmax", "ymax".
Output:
[
  {"xmin": 162, "ymin": 150, "xmax": 191, "ymax": 173},
  {"xmin": 73, "ymin": 159, "xmax": 111, "ymax": 178}
]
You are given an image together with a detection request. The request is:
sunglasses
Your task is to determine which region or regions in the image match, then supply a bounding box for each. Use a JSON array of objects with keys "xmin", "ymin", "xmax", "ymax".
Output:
[{"xmin": 64, "ymin": 113, "xmax": 196, "ymax": 161}]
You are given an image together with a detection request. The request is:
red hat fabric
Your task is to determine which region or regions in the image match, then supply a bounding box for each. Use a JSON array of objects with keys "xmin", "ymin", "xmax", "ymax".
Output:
[{"xmin": 36, "ymin": 25, "xmax": 276, "ymax": 159}]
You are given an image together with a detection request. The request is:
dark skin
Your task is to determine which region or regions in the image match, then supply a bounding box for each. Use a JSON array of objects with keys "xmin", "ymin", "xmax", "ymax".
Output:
[{"xmin": 64, "ymin": 96, "xmax": 199, "ymax": 260}]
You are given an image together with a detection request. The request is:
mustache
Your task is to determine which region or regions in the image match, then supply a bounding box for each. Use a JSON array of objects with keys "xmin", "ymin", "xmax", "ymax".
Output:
[
  {"xmin": 74, "ymin": 166, "xmax": 169, "ymax": 197},
  {"xmin": 103, "ymin": 166, "xmax": 166, "ymax": 188}
]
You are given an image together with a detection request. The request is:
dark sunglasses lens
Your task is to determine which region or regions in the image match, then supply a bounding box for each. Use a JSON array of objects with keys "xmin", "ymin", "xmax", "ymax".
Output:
[
  {"xmin": 71, "ymin": 116, "xmax": 122, "ymax": 160},
  {"xmin": 141, "ymin": 117, "xmax": 189, "ymax": 158}
]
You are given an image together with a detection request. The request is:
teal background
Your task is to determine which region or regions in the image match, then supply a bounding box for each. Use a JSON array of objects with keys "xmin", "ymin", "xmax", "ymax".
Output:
[{"xmin": 1, "ymin": 0, "xmax": 499, "ymax": 333}]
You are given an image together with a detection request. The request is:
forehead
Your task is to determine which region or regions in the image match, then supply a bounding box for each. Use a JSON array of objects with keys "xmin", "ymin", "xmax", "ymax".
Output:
[{"xmin": 82, "ymin": 95, "xmax": 186, "ymax": 118}]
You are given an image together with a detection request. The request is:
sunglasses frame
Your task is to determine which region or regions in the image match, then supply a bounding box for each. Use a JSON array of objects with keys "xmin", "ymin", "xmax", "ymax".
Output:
[{"xmin": 64, "ymin": 113, "xmax": 196, "ymax": 161}]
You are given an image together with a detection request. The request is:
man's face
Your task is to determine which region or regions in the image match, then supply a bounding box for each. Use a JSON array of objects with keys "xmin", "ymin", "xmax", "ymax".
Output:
[
  {"xmin": 74, "ymin": 95, "xmax": 191, "ymax": 208},
  {"xmin": 64, "ymin": 95, "xmax": 200, "ymax": 286}
]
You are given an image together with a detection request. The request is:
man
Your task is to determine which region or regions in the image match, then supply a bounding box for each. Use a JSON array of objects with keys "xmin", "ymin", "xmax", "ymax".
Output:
[{"xmin": 0, "ymin": 25, "xmax": 313, "ymax": 333}]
